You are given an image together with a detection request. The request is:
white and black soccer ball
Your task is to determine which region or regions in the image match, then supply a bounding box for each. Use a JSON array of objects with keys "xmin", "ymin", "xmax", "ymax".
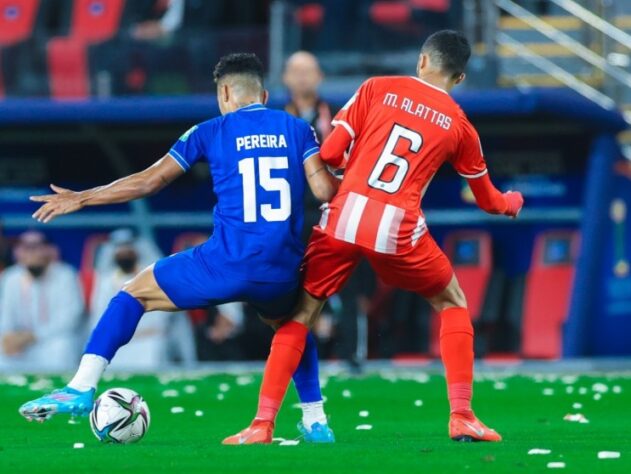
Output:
[{"xmin": 89, "ymin": 388, "xmax": 150, "ymax": 444}]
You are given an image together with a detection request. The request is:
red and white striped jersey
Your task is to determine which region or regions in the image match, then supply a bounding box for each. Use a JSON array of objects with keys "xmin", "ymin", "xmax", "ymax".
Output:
[{"xmin": 319, "ymin": 76, "xmax": 488, "ymax": 255}]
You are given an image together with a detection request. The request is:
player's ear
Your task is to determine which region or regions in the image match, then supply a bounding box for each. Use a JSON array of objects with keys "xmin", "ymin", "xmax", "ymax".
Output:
[
  {"xmin": 418, "ymin": 54, "xmax": 428, "ymax": 74},
  {"xmin": 454, "ymin": 72, "xmax": 466, "ymax": 85},
  {"xmin": 222, "ymin": 84, "xmax": 230, "ymax": 104},
  {"xmin": 262, "ymin": 89, "xmax": 269, "ymax": 105}
]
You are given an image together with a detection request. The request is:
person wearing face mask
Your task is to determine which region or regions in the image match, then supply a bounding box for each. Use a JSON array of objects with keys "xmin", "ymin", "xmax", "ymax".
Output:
[
  {"xmin": 88, "ymin": 229, "xmax": 195, "ymax": 369},
  {"xmin": 0, "ymin": 231, "xmax": 84, "ymax": 370}
]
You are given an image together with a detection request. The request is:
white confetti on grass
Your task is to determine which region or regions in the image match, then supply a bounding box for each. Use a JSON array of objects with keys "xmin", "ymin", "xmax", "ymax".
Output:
[
  {"xmin": 29, "ymin": 378, "xmax": 53, "ymax": 391},
  {"xmin": 561, "ymin": 375, "xmax": 578, "ymax": 385},
  {"xmin": 493, "ymin": 381, "xmax": 507, "ymax": 390},
  {"xmin": 217, "ymin": 393, "xmax": 225, "ymax": 401},
  {"xmin": 565, "ymin": 386, "xmax": 575, "ymax": 394},
  {"xmin": 342, "ymin": 389, "xmax": 352, "ymax": 398},
  {"xmin": 598, "ymin": 451, "xmax": 621, "ymax": 459},
  {"xmin": 195, "ymin": 410, "xmax": 204, "ymax": 417},
  {"xmin": 543, "ymin": 388, "xmax": 555, "ymax": 396},
  {"xmin": 183, "ymin": 385, "xmax": 197, "ymax": 394},
  {"xmin": 547, "ymin": 462, "xmax": 566, "ymax": 469},
  {"xmin": 528, "ymin": 449, "xmax": 552, "ymax": 455},
  {"xmin": 236, "ymin": 376, "xmax": 254, "ymax": 386},
  {"xmin": 6, "ymin": 375, "xmax": 27, "ymax": 387},
  {"xmin": 563, "ymin": 413, "xmax": 589, "ymax": 424},
  {"xmin": 73, "ymin": 443, "xmax": 84, "ymax": 449},
  {"xmin": 414, "ymin": 400, "xmax": 423, "ymax": 407},
  {"xmin": 279, "ymin": 440, "xmax": 300, "ymax": 446},
  {"xmin": 170, "ymin": 406, "xmax": 184, "ymax": 414},
  {"xmin": 68, "ymin": 418, "xmax": 80, "ymax": 425},
  {"xmin": 355, "ymin": 424, "xmax": 373, "ymax": 430},
  {"xmin": 593, "ymin": 393, "xmax": 602, "ymax": 401},
  {"xmin": 578, "ymin": 387, "xmax": 588, "ymax": 395},
  {"xmin": 359, "ymin": 410, "xmax": 369, "ymax": 418},
  {"xmin": 161, "ymin": 389, "xmax": 179, "ymax": 398},
  {"xmin": 612, "ymin": 385, "xmax": 622, "ymax": 394},
  {"xmin": 219, "ymin": 383, "xmax": 231, "ymax": 392},
  {"xmin": 572, "ymin": 403, "xmax": 583, "ymax": 410},
  {"xmin": 592, "ymin": 383, "xmax": 608, "ymax": 393}
]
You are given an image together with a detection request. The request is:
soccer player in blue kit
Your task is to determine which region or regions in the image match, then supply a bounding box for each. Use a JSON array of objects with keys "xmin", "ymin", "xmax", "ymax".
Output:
[{"xmin": 20, "ymin": 53, "xmax": 339, "ymax": 444}]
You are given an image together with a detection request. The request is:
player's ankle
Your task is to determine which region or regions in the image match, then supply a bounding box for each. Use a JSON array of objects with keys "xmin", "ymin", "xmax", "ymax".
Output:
[{"xmin": 451, "ymin": 408, "xmax": 475, "ymax": 419}]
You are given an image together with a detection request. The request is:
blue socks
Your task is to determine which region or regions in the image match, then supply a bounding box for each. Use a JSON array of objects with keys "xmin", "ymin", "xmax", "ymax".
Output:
[
  {"xmin": 292, "ymin": 332, "xmax": 323, "ymax": 403},
  {"xmin": 84, "ymin": 291, "xmax": 145, "ymax": 361}
]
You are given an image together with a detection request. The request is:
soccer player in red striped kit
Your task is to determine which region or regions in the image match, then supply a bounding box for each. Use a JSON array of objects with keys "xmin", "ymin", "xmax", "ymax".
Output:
[{"xmin": 225, "ymin": 30, "xmax": 523, "ymax": 445}]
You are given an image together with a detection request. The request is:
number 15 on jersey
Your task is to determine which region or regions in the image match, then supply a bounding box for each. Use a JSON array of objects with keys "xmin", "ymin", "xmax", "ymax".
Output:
[{"xmin": 238, "ymin": 157, "xmax": 292, "ymax": 223}]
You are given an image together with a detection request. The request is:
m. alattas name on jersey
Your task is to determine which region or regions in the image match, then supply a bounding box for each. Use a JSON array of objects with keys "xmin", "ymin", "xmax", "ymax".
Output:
[{"xmin": 318, "ymin": 75, "xmax": 488, "ymax": 258}]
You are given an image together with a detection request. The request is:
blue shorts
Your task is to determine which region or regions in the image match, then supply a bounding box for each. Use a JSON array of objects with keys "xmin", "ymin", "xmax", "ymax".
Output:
[{"xmin": 153, "ymin": 245, "xmax": 299, "ymax": 319}]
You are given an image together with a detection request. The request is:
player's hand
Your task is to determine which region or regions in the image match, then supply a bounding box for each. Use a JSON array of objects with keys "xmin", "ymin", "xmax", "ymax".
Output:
[
  {"xmin": 503, "ymin": 191, "xmax": 524, "ymax": 218},
  {"xmin": 30, "ymin": 184, "xmax": 85, "ymax": 223}
]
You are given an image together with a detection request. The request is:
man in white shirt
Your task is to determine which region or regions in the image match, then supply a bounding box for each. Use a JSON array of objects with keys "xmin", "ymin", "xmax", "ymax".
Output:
[{"xmin": 0, "ymin": 231, "xmax": 83, "ymax": 370}]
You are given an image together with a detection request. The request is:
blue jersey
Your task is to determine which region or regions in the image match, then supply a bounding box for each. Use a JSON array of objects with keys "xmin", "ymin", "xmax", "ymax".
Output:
[{"xmin": 168, "ymin": 103, "xmax": 320, "ymax": 283}]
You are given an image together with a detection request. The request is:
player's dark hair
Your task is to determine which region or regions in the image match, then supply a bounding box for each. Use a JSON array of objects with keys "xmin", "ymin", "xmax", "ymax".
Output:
[
  {"xmin": 213, "ymin": 53, "xmax": 265, "ymax": 86},
  {"xmin": 421, "ymin": 30, "xmax": 471, "ymax": 79}
]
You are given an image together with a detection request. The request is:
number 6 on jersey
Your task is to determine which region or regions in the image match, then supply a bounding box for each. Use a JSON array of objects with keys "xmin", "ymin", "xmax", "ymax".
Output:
[
  {"xmin": 368, "ymin": 124, "xmax": 423, "ymax": 194},
  {"xmin": 239, "ymin": 157, "xmax": 292, "ymax": 223}
]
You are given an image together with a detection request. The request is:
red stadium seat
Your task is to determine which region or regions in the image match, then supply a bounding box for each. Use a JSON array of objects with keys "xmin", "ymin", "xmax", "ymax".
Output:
[
  {"xmin": 79, "ymin": 233, "xmax": 109, "ymax": 309},
  {"xmin": 295, "ymin": 3, "xmax": 324, "ymax": 29},
  {"xmin": 409, "ymin": 0, "xmax": 450, "ymax": 13},
  {"xmin": 70, "ymin": 0, "xmax": 125, "ymax": 42},
  {"xmin": 47, "ymin": 0, "xmax": 125, "ymax": 99},
  {"xmin": 0, "ymin": 0, "xmax": 39, "ymax": 45},
  {"xmin": 429, "ymin": 230, "xmax": 493, "ymax": 356},
  {"xmin": 0, "ymin": 0, "xmax": 40, "ymax": 98},
  {"xmin": 521, "ymin": 230, "xmax": 579, "ymax": 359},
  {"xmin": 370, "ymin": 1, "xmax": 411, "ymax": 26}
]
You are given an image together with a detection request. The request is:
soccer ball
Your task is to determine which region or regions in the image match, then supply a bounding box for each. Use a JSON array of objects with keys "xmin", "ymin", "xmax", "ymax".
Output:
[{"xmin": 89, "ymin": 388, "xmax": 150, "ymax": 444}]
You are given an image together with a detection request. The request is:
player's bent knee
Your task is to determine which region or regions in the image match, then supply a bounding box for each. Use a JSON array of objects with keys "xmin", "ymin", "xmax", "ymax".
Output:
[{"xmin": 427, "ymin": 276, "xmax": 467, "ymax": 312}]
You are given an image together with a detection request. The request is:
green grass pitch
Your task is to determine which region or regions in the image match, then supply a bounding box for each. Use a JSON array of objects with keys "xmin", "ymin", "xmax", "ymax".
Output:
[{"xmin": 0, "ymin": 371, "xmax": 629, "ymax": 473}]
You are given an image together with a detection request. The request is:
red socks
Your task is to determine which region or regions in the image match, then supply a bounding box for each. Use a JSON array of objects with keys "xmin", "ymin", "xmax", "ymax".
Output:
[
  {"xmin": 439, "ymin": 307, "xmax": 474, "ymax": 416},
  {"xmin": 255, "ymin": 321, "xmax": 309, "ymax": 423}
]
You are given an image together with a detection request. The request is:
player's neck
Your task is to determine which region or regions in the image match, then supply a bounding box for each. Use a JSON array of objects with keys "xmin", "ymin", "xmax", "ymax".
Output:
[
  {"xmin": 234, "ymin": 99, "xmax": 262, "ymax": 110},
  {"xmin": 416, "ymin": 73, "xmax": 452, "ymax": 93}
]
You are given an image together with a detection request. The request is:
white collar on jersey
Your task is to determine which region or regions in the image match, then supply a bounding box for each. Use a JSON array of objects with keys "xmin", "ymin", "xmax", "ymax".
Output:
[
  {"xmin": 410, "ymin": 76, "xmax": 448, "ymax": 95},
  {"xmin": 237, "ymin": 103, "xmax": 267, "ymax": 112}
]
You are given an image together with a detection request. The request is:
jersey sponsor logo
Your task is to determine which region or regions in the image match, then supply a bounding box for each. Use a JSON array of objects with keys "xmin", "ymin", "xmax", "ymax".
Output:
[
  {"xmin": 236, "ymin": 134, "xmax": 288, "ymax": 151},
  {"xmin": 179, "ymin": 125, "xmax": 198, "ymax": 142}
]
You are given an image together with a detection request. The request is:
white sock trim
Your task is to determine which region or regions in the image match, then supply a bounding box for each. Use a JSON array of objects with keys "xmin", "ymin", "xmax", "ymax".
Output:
[
  {"xmin": 67, "ymin": 354, "xmax": 109, "ymax": 392},
  {"xmin": 301, "ymin": 400, "xmax": 327, "ymax": 429}
]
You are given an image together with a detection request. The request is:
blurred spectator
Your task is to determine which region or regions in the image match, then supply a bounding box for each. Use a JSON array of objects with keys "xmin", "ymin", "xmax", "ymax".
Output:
[
  {"xmin": 89, "ymin": 229, "xmax": 195, "ymax": 369},
  {"xmin": 131, "ymin": 0, "xmax": 185, "ymax": 41},
  {"xmin": 283, "ymin": 50, "xmax": 375, "ymax": 370},
  {"xmin": 0, "ymin": 231, "xmax": 83, "ymax": 370},
  {"xmin": 283, "ymin": 51, "xmax": 333, "ymax": 142}
]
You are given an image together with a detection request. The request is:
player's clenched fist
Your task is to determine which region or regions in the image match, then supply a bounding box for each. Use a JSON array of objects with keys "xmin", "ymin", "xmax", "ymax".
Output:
[{"xmin": 503, "ymin": 191, "xmax": 524, "ymax": 218}]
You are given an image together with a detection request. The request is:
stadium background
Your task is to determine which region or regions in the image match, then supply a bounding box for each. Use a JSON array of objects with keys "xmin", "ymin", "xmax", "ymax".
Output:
[{"xmin": 1, "ymin": 0, "xmax": 631, "ymax": 371}]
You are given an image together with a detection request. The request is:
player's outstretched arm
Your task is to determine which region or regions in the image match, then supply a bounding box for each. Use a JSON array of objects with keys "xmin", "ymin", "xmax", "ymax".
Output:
[
  {"xmin": 304, "ymin": 153, "xmax": 340, "ymax": 202},
  {"xmin": 30, "ymin": 155, "xmax": 184, "ymax": 223},
  {"xmin": 467, "ymin": 173, "xmax": 524, "ymax": 218}
]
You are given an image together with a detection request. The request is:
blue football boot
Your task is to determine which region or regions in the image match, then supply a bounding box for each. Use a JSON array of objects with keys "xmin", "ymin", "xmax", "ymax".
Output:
[
  {"xmin": 19, "ymin": 387, "xmax": 95, "ymax": 422},
  {"xmin": 297, "ymin": 421, "xmax": 336, "ymax": 443}
]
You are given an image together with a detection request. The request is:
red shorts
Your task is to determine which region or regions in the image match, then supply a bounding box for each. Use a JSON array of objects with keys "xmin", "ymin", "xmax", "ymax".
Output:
[{"xmin": 302, "ymin": 228, "xmax": 454, "ymax": 299}]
